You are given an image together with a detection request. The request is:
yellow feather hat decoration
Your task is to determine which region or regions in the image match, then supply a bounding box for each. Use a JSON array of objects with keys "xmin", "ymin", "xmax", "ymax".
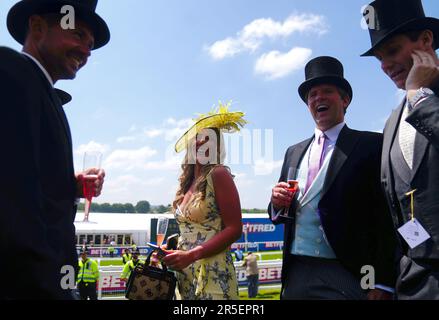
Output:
[{"xmin": 175, "ymin": 101, "xmax": 248, "ymax": 153}]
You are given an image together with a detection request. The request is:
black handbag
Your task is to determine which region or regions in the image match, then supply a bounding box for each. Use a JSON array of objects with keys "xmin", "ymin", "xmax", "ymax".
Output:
[{"xmin": 125, "ymin": 250, "xmax": 177, "ymax": 300}]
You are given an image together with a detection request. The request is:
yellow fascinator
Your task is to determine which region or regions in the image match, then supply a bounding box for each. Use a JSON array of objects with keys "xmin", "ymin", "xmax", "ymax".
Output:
[{"xmin": 175, "ymin": 101, "xmax": 247, "ymax": 153}]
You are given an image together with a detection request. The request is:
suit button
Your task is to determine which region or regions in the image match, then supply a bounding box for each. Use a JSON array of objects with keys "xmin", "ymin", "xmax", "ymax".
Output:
[
  {"xmin": 315, "ymin": 250, "xmax": 320, "ymax": 256},
  {"xmin": 316, "ymin": 238, "xmax": 322, "ymax": 244}
]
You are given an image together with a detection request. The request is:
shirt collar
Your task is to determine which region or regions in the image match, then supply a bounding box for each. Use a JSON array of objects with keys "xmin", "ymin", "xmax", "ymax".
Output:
[
  {"xmin": 21, "ymin": 52, "xmax": 54, "ymax": 87},
  {"xmin": 314, "ymin": 121, "xmax": 346, "ymax": 142}
]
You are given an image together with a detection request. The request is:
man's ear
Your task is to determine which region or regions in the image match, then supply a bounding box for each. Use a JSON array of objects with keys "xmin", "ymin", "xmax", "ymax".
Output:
[
  {"xmin": 343, "ymin": 96, "xmax": 351, "ymax": 109},
  {"xmin": 420, "ymin": 29, "xmax": 434, "ymax": 50},
  {"xmin": 27, "ymin": 15, "xmax": 48, "ymax": 40}
]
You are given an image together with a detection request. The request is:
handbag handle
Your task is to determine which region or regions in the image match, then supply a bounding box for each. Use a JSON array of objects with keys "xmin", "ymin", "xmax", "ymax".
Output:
[{"xmin": 145, "ymin": 249, "xmax": 168, "ymax": 272}]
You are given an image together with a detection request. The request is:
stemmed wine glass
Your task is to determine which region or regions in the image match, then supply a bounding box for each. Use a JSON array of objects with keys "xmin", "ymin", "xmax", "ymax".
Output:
[
  {"xmin": 156, "ymin": 216, "xmax": 169, "ymax": 246},
  {"xmin": 82, "ymin": 151, "xmax": 102, "ymax": 223},
  {"xmin": 281, "ymin": 167, "xmax": 299, "ymax": 218}
]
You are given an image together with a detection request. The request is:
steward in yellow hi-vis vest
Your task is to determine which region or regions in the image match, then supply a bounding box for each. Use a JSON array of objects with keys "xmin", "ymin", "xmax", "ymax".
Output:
[
  {"xmin": 122, "ymin": 248, "xmax": 132, "ymax": 265},
  {"xmin": 77, "ymin": 249, "xmax": 99, "ymax": 300},
  {"xmin": 120, "ymin": 250, "xmax": 143, "ymax": 283}
]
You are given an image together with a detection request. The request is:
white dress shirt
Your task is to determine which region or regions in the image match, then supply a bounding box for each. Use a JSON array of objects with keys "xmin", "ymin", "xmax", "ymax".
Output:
[{"xmin": 22, "ymin": 51, "xmax": 54, "ymax": 87}]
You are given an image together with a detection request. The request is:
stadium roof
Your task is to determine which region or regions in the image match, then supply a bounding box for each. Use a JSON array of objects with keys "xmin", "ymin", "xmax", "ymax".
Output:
[{"xmin": 74, "ymin": 212, "xmax": 174, "ymax": 233}]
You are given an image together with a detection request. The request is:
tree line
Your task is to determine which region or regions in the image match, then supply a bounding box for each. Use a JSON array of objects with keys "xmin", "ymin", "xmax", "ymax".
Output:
[
  {"xmin": 77, "ymin": 200, "xmax": 266, "ymax": 214},
  {"xmin": 77, "ymin": 201, "xmax": 171, "ymax": 213}
]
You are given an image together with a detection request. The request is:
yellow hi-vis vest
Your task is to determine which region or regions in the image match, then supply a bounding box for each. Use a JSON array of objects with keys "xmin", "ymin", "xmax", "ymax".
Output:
[
  {"xmin": 121, "ymin": 259, "xmax": 142, "ymax": 280},
  {"xmin": 122, "ymin": 253, "xmax": 132, "ymax": 265},
  {"xmin": 77, "ymin": 258, "xmax": 99, "ymax": 283}
]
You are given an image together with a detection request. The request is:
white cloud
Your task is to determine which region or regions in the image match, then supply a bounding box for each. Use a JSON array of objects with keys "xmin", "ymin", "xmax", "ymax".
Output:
[
  {"xmin": 166, "ymin": 117, "xmax": 193, "ymax": 126},
  {"xmin": 207, "ymin": 14, "xmax": 327, "ymax": 60},
  {"xmin": 234, "ymin": 172, "xmax": 255, "ymax": 188},
  {"xmin": 105, "ymin": 174, "xmax": 165, "ymax": 192},
  {"xmin": 103, "ymin": 145, "xmax": 184, "ymax": 172},
  {"xmin": 104, "ymin": 147, "xmax": 158, "ymax": 170},
  {"xmin": 254, "ymin": 47, "xmax": 312, "ymax": 79},
  {"xmin": 143, "ymin": 129, "xmax": 163, "ymax": 138},
  {"xmin": 114, "ymin": 118, "xmax": 192, "ymax": 145},
  {"xmin": 116, "ymin": 136, "xmax": 137, "ymax": 143},
  {"xmin": 99, "ymin": 174, "xmax": 170, "ymax": 205},
  {"xmin": 142, "ymin": 156, "xmax": 183, "ymax": 171},
  {"xmin": 207, "ymin": 38, "xmax": 244, "ymax": 60},
  {"xmin": 253, "ymin": 159, "xmax": 283, "ymax": 176},
  {"xmin": 75, "ymin": 141, "xmax": 110, "ymax": 155},
  {"xmin": 163, "ymin": 117, "xmax": 193, "ymax": 141}
]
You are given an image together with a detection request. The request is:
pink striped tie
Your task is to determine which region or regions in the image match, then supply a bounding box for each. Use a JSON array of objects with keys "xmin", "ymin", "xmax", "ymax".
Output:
[{"xmin": 305, "ymin": 133, "xmax": 327, "ymax": 193}]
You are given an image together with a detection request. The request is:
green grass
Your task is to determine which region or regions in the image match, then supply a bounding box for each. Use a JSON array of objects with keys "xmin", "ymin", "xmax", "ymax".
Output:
[
  {"xmin": 99, "ymin": 251, "xmax": 283, "ymax": 266},
  {"xmin": 258, "ymin": 252, "xmax": 282, "ymax": 261},
  {"xmin": 239, "ymin": 289, "xmax": 281, "ymax": 300},
  {"xmin": 99, "ymin": 259, "xmax": 124, "ymax": 266},
  {"xmin": 232, "ymin": 251, "xmax": 282, "ymax": 262}
]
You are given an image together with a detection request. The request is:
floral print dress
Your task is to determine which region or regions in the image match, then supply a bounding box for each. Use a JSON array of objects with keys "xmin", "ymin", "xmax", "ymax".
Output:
[{"xmin": 175, "ymin": 170, "xmax": 239, "ymax": 300}]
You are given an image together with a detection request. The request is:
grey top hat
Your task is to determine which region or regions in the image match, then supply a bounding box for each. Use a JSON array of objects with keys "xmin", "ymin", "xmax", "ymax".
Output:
[
  {"xmin": 298, "ymin": 56, "xmax": 353, "ymax": 104},
  {"xmin": 7, "ymin": 0, "xmax": 110, "ymax": 49},
  {"xmin": 361, "ymin": 0, "xmax": 439, "ymax": 56}
]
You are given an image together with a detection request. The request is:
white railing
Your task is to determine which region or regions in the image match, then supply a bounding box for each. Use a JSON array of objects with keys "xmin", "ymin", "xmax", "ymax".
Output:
[{"xmin": 96, "ymin": 260, "xmax": 282, "ymax": 300}]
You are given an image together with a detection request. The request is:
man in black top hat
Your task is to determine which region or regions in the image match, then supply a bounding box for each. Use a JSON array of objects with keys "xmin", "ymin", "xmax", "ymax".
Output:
[
  {"xmin": 268, "ymin": 56, "xmax": 397, "ymax": 300},
  {"xmin": 362, "ymin": 0, "xmax": 439, "ymax": 299},
  {"xmin": 0, "ymin": 0, "xmax": 109, "ymax": 299}
]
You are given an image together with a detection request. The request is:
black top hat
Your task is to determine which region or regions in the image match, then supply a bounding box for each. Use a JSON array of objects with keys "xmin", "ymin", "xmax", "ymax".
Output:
[
  {"xmin": 7, "ymin": 0, "xmax": 110, "ymax": 50},
  {"xmin": 361, "ymin": 0, "xmax": 439, "ymax": 56},
  {"xmin": 298, "ymin": 56, "xmax": 353, "ymax": 103}
]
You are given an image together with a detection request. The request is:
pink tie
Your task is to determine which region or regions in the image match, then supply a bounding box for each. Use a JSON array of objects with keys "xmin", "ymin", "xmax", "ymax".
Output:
[{"xmin": 305, "ymin": 133, "xmax": 327, "ymax": 193}]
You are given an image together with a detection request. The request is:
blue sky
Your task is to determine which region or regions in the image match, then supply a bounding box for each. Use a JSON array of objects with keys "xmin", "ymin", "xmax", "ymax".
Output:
[{"xmin": 1, "ymin": 0, "xmax": 438, "ymax": 209}]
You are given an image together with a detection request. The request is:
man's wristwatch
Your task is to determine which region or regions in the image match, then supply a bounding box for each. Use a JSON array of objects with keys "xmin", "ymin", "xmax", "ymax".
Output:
[{"xmin": 409, "ymin": 87, "xmax": 434, "ymax": 109}]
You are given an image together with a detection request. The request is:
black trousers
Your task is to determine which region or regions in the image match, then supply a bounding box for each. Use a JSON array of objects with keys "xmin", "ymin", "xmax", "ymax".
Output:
[
  {"xmin": 77, "ymin": 281, "xmax": 98, "ymax": 300},
  {"xmin": 247, "ymin": 275, "xmax": 259, "ymax": 298},
  {"xmin": 282, "ymin": 255, "xmax": 367, "ymax": 300},
  {"xmin": 397, "ymin": 255, "xmax": 439, "ymax": 300}
]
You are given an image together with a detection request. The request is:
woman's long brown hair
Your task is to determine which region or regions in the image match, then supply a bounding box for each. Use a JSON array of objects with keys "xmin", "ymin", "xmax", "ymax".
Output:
[{"xmin": 173, "ymin": 128, "xmax": 223, "ymax": 210}]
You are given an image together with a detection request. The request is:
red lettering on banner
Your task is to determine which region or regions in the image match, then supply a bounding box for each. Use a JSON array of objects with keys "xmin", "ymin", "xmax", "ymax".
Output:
[{"xmin": 258, "ymin": 267, "xmax": 282, "ymax": 283}]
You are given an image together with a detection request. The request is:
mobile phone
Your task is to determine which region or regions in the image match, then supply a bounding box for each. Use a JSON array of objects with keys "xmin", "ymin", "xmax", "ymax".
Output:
[
  {"xmin": 147, "ymin": 242, "xmax": 167, "ymax": 258},
  {"xmin": 166, "ymin": 234, "xmax": 179, "ymax": 250}
]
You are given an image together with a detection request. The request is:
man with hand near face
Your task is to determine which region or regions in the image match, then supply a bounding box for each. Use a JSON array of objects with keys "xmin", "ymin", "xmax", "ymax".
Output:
[{"xmin": 362, "ymin": 0, "xmax": 439, "ymax": 299}]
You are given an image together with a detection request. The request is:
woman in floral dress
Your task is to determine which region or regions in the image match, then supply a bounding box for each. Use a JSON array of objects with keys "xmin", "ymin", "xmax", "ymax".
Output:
[{"xmin": 163, "ymin": 104, "xmax": 246, "ymax": 300}]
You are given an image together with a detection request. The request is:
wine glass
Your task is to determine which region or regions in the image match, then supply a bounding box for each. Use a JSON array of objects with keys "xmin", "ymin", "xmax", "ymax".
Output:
[
  {"xmin": 82, "ymin": 151, "xmax": 102, "ymax": 223},
  {"xmin": 156, "ymin": 216, "xmax": 169, "ymax": 246},
  {"xmin": 281, "ymin": 167, "xmax": 299, "ymax": 218}
]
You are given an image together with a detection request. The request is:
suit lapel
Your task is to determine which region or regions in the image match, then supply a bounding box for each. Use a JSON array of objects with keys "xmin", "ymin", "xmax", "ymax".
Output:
[
  {"xmin": 411, "ymin": 130, "xmax": 429, "ymax": 182},
  {"xmin": 300, "ymin": 152, "xmax": 330, "ymax": 207},
  {"xmin": 382, "ymin": 103, "xmax": 404, "ymax": 178},
  {"xmin": 23, "ymin": 54, "xmax": 72, "ymax": 146},
  {"xmin": 321, "ymin": 125, "xmax": 359, "ymax": 199},
  {"xmin": 43, "ymin": 79, "xmax": 73, "ymax": 147},
  {"xmin": 383, "ymin": 99, "xmax": 428, "ymax": 183},
  {"xmin": 287, "ymin": 138, "xmax": 313, "ymax": 176}
]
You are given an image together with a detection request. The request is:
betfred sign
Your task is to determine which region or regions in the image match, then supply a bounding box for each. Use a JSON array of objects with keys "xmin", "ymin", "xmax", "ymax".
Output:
[
  {"xmin": 236, "ymin": 263, "xmax": 282, "ymax": 286},
  {"xmin": 100, "ymin": 274, "xmax": 125, "ymax": 293},
  {"xmin": 98, "ymin": 261, "xmax": 283, "ymax": 294}
]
